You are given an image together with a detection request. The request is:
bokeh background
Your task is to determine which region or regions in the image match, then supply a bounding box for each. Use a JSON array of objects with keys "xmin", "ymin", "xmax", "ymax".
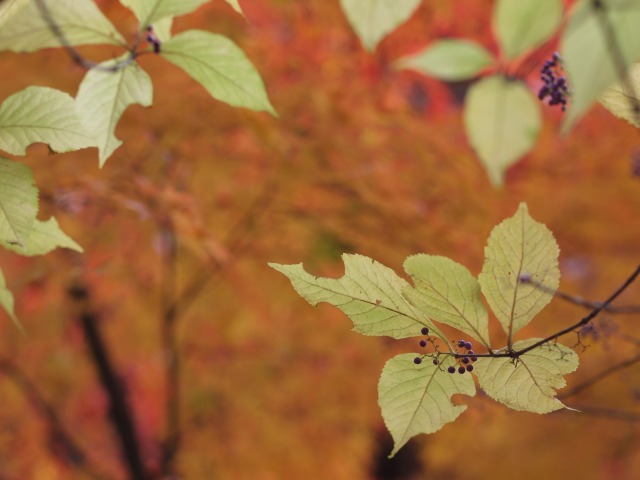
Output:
[{"xmin": 1, "ymin": 0, "xmax": 639, "ymax": 479}]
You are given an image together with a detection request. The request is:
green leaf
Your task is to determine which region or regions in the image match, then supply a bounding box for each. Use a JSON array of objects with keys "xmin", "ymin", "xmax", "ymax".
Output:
[
  {"xmin": 599, "ymin": 62, "xmax": 640, "ymax": 127},
  {"xmin": 161, "ymin": 30, "xmax": 276, "ymax": 115},
  {"xmin": 474, "ymin": 339, "xmax": 578, "ymax": 413},
  {"xmin": 120, "ymin": 0, "xmax": 211, "ymax": 27},
  {"xmin": 494, "ymin": 0, "xmax": 563, "ymax": 60},
  {"xmin": 0, "ymin": 86, "xmax": 95, "ymax": 156},
  {"xmin": 0, "ymin": 157, "xmax": 38, "ymax": 248},
  {"xmin": 339, "ymin": 0, "xmax": 421, "ymax": 51},
  {"xmin": 0, "ymin": 0, "xmax": 125, "ymax": 52},
  {"xmin": 463, "ymin": 75, "xmax": 541, "ymax": 187},
  {"xmin": 403, "ymin": 254, "xmax": 490, "ymax": 348},
  {"xmin": 0, "ymin": 266, "xmax": 22, "ymax": 333},
  {"xmin": 2, "ymin": 217, "xmax": 82, "ymax": 256},
  {"xmin": 75, "ymin": 57, "xmax": 153, "ymax": 166},
  {"xmin": 379, "ymin": 353, "xmax": 475, "ymax": 458},
  {"xmin": 152, "ymin": 16, "xmax": 173, "ymax": 42},
  {"xmin": 394, "ymin": 39, "xmax": 494, "ymax": 81},
  {"xmin": 478, "ymin": 203, "xmax": 559, "ymax": 342},
  {"xmin": 224, "ymin": 0, "xmax": 244, "ymax": 16},
  {"xmin": 269, "ymin": 254, "xmax": 448, "ymax": 340},
  {"xmin": 561, "ymin": 0, "xmax": 640, "ymax": 132}
]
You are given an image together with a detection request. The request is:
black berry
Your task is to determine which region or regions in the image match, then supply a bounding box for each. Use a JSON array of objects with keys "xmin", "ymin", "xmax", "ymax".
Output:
[
  {"xmin": 448, "ymin": 366, "xmax": 456, "ymax": 374},
  {"xmin": 466, "ymin": 364, "xmax": 474, "ymax": 372},
  {"xmin": 471, "ymin": 356, "xmax": 478, "ymax": 362},
  {"xmin": 414, "ymin": 357, "xmax": 422, "ymax": 365},
  {"xmin": 432, "ymin": 359, "xmax": 439, "ymax": 365},
  {"xmin": 421, "ymin": 327, "xmax": 429, "ymax": 335},
  {"xmin": 458, "ymin": 366, "xmax": 466, "ymax": 374},
  {"xmin": 538, "ymin": 53, "xmax": 570, "ymax": 111},
  {"xmin": 419, "ymin": 339, "xmax": 427, "ymax": 348},
  {"xmin": 461, "ymin": 357, "xmax": 470, "ymax": 364}
]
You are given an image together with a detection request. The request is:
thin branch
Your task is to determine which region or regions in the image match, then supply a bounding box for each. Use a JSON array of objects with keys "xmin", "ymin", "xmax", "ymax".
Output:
[
  {"xmin": 559, "ymin": 353, "xmax": 640, "ymax": 400},
  {"xmin": 523, "ymin": 277, "xmax": 640, "ymax": 314},
  {"xmin": 592, "ymin": 0, "xmax": 640, "ymax": 124},
  {"xmin": 70, "ymin": 285, "xmax": 148, "ymax": 480},
  {"xmin": 35, "ymin": 0, "xmax": 139, "ymax": 71},
  {"xmin": 563, "ymin": 405, "xmax": 640, "ymax": 422},
  {"xmin": 172, "ymin": 180, "xmax": 277, "ymax": 319},
  {"xmin": 552, "ymin": 289, "xmax": 640, "ymax": 314},
  {"xmin": 159, "ymin": 217, "xmax": 180, "ymax": 474},
  {"xmin": 512, "ymin": 264, "xmax": 640, "ymax": 358},
  {"xmin": 0, "ymin": 357, "xmax": 111, "ymax": 480}
]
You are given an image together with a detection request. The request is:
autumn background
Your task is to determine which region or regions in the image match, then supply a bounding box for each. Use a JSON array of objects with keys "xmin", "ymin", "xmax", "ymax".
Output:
[{"xmin": 1, "ymin": 0, "xmax": 640, "ymax": 479}]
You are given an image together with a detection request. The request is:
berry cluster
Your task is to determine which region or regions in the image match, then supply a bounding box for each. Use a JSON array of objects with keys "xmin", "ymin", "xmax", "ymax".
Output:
[
  {"xmin": 413, "ymin": 327, "xmax": 441, "ymax": 365},
  {"xmin": 447, "ymin": 340, "xmax": 478, "ymax": 374},
  {"xmin": 538, "ymin": 53, "xmax": 569, "ymax": 111}
]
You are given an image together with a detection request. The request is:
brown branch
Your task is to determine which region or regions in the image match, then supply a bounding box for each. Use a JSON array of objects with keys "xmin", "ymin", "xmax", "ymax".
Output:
[
  {"xmin": 563, "ymin": 405, "xmax": 640, "ymax": 422},
  {"xmin": 559, "ymin": 353, "xmax": 640, "ymax": 400},
  {"xmin": 511, "ymin": 264, "xmax": 640, "ymax": 358},
  {"xmin": 70, "ymin": 285, "xmax": 148, "ymax": 480},
  {"xmin": 159, "ymin": 217, "xmax": 180, "ymax": 474},
  {"xmin": 34, "ymin": 0, "xmax": 140, "ymax": 71},
  {"xmin": 0, "ymin": 357, "xmax": 111, "ymax": 480}
]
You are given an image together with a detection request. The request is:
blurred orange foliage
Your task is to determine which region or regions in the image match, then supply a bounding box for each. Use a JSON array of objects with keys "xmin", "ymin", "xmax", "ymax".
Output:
[{"xmin": 0, "ymin": 1, "xmax": 639, "ymax": 479}]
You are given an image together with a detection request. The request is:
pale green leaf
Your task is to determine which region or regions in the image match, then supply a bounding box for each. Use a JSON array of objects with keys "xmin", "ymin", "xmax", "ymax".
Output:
[
  {"xmin": 463, "ymin": 75, "xmax": 541, "ymax": 187},
  {"xmin": 120, "ymin": 0, "xmax": 211, "ymax": 27},
  {"xmin": 2, "ymin": 217, "xmax": 82, "ymax": 256},
  {"xmin": 478, "ymin": 203, "xmax": 559, "ymax": 342},
  {"xmin": 395, "ymin": 39, "xmax": 494, "ymax": 81},
  {"xmin": 0, "ymin": 266, "xmax": 22, "ymax": 332},
  {"xmin": 339, "ymin": 0, "xmax": 421, "ymax": 51},
  {"xmin": 494, "ymin": 0, "xmax": 563, "ymax": 60},
  {"xmin": 474, "ymin": 339, "xmax": 578, "ymax": 413},
  {"xmin": 269, "ymin": 254, "xmax": 448, "ymax": 341},
  {"xmin": 75, "ymin": 57, "xmax": 153, "ymax": 166},
  {"xmin": 0, "ymin": 157, "xmax": 38, "ymax": 248},
  {"xmin": 379, "ymin": 353, "xmax": 475, "ymax": 457},
  {"xmin": 599, "ymin": 62, "xmax": 640, "ymax": 127},
  {"xmin": 161, "ymin": 30, "xmax": 276, "ymax": 115},
  {"xmin": 152, "ymin": 16, "xmax": 173, "ymax": 42},
  {"xmin": 403, "ymin": 254, "xmax": 490, "ymax": 348},
  {"xmin": 0, "ymin": 0, "xmax": 125, "ymax": 52},
  {"xmin": 561, "ymin": 0, "xmax": 640, "ymax": 132},
  {"xmin": 0, "ymin": 86, "xmax": 95, "ymax": 156},
  {"xmin": 224, "ymin": 0, "xmax": 244, "ymax": 16}
]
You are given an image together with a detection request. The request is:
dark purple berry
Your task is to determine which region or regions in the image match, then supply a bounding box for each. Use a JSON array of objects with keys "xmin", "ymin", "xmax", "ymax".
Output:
[
  {"xmin": 432, "ymin": 359, "xmax": 439, "ymax": 365},
  {"xmin": 414, "ymin": 357, "xmax": 422, "ymax": 365},
  {"xmin": 464, "ymin": 342, "xmax": 473, "ymax": 350},
  {"xmin": 419, "ymin": 339, "xmax": 427, "ymax": 348},
  {"xmin": 421, "ymin": 327, "xmax": 429, "ymax": 335},
  {"xmin": 471, "ymin": 356, "xmax": 478, "ymax": 362},
  {"xmin": 457, "ymin": 340, "xmax": 465, "ymax": 348},
  {"xmin": 458, "ymin": 366, "xmax": 466, "ymax": 374},
  {"xmin": 462, "ymin": 357, "xmax": 470, "ymax": 364},
  {"xmin": 466, "ymin": 364, "xmax": 474, "ymax": 372},
  {"xmin": 467, "ymin": 350, "xmax": 474, "ymax": 355},
  {"xmin": 448, "ymin": 366, "xmax": 456, "ymax": 374}
]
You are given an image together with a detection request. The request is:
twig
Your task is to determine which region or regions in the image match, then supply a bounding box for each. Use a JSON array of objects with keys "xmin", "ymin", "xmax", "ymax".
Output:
[
  {"xmin": 35, "ymin": 0, "xmax": 139, "ymax": 71},
  {"xmin": 512, "ymin": 265, "xmax": 640, "ymax": 358},
  {"xmin": 559, "ymin": 353, "xmax": 640, "ymax": 399},
  {"xmin": 564, "ymin": 405, "xmax": 640, "ymax": 422},
  {"xmin": 159, "ymin": 217, "xmax": 180, "ymax": 474},
  {"xmin": 592, "ymin": 0, "xmax": 640, "ymax": 125},
  {"xmin": 0, "ymin": 357, "xmax": 111, "ymax": 480}
]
